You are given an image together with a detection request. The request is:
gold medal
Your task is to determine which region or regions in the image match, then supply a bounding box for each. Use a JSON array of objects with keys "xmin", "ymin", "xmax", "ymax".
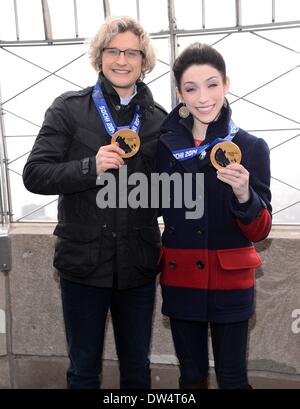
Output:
[
  {"xmin": 111, "ymin": 129, "xmax": 140, "ymax": 158},
  {"xmin": 210, "ymin": 141, "xmax": 242, "ymax": 170}
]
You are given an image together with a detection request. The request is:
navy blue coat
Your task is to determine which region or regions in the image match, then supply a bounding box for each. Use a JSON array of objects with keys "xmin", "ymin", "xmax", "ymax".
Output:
[{"xmin": 158, "ymin": 104, "xmax": 272, "ymax": 323}]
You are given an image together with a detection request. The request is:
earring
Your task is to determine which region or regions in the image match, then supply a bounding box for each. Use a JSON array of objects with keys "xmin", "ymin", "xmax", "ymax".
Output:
[{"xmin": 178, "ymin": 104, "xmax": 190, "ymax": 118}]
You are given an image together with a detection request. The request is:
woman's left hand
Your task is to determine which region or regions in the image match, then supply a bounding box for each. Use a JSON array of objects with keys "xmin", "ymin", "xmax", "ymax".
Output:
[{"xmin": 217, "ymin": 163, "xmax": 250, "ymax": 203}]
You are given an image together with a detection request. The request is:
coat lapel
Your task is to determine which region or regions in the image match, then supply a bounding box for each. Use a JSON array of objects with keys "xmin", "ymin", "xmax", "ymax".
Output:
[
  {"xmin": 160, "ymin": 126, "xmax": 212, "ymax": 175},
  {"xmin": 160, "ymin": 103, "xmax": 234, "ymax": 174}
]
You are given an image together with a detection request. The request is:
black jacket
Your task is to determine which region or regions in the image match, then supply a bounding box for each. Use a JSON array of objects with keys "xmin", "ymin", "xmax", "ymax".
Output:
[{"xmin": 23, "ymin": 73, "xmax": 167, "ymax": 289}]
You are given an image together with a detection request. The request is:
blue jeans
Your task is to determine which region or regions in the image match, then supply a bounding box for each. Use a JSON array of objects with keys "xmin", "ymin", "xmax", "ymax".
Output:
[
  {"xmin": 170, "ymin": 318, "xmax": 249, "ymax": 389},
  {"xmin": 60, "ymin": 278, "xmax": 156, "ymax": 389}
]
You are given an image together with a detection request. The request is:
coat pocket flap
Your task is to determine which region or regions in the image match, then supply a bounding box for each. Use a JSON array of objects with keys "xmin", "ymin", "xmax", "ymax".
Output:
[
  {"xmin": 217, "ymin": 246, "xmax": 262, "ymax": 270},
  {"xmin": 53, "ymin": 222, "xmax": 100, "ymax": 242}
]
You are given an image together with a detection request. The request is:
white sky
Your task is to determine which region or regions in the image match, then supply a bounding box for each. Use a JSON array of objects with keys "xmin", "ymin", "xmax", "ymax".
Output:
[{"xmin": 1, "ymin": 0, "xmax": 300, "ymax": 41}]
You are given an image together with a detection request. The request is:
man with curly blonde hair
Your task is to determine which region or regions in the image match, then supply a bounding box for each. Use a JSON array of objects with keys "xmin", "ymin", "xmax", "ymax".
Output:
[{"xmin": 23, "ymin": 16, "xmax": 167, "ymax": 389}]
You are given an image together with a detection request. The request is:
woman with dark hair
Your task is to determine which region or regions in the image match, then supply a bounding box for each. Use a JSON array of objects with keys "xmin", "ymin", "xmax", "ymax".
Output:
[{"xmin": 158, "ymin": 43, "xmax": 272, "ymax": 389}]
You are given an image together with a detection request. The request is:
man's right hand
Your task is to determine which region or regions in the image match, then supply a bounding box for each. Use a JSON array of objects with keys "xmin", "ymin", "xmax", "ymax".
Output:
[{"xmin": 96, "ymin": 143, "xmax": 125, "ymax": 174}]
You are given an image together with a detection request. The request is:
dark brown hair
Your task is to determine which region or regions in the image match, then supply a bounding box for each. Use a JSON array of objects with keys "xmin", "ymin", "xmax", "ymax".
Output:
[{"xmin": 173, "ymin": 43, "xmax": 227, "ymax": 90}]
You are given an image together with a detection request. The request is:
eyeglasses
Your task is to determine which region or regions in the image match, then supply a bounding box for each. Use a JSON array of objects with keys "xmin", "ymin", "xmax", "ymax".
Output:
[{"xmin": 102, "ymin": 48, "xmax": 144, "ymax": 59}]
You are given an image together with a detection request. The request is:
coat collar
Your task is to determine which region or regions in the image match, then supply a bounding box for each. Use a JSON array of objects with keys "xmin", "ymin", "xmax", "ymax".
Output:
[
  {"xmin": 82, "ymin": 73, "xmax": 157, "ymax": 156},
  {"xmin": 161, "ymin": 101, "xmax": 232, "ymax": 142},
  {"xmin": 160, "ymin": 102, "xmax": 234, "ymax": 173},
  {"xmin": 98, "ymin": 72, "xmax": 155, "ymax": 113}
]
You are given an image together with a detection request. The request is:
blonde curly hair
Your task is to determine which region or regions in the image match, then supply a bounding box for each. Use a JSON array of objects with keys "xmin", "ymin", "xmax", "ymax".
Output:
[{"xmin": 88, "ymin": 16, "xmax": 156, "ymax": 81}]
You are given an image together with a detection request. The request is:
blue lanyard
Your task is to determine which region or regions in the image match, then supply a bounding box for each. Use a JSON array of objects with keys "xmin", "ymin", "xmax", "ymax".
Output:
[
  {"xmin": 172, "ymin": 120, "xmax": 239, "ymax": 161},
  {"xmin": 92, "ymin": 82, "xmax": 141, "ymax": 137}
]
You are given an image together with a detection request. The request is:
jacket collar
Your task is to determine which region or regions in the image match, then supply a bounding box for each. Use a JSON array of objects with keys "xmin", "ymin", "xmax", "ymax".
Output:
[
  {"xmin": 160, "ymin": 102, "xmax": 233, "ymax": 173},
  {"xmin": 97, "ymin": 72, "xmax": 155, "ymax": 113},
  {"xmin": 161, "ymin": 101, "xmax": 232, "ymax": 142}
]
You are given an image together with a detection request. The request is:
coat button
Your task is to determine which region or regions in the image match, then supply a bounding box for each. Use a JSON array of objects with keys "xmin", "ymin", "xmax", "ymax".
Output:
[
  {"xmin": 115, "ymin": 105, "xmax": 121, "ymax": 111},
  {"xmin": 169, "ymin": 261, "xmax": 177, "ymax": 269},
  {"xmin": 168, "ymin": 226, "xmax": 175, "ymax": 234},
  {"xmin": 196, "ymin": 260, "xmax": 205, "ymax": 269},
  {"xmin": 196, "ymin": 229, "xmax": 204, "ymax": 235}
]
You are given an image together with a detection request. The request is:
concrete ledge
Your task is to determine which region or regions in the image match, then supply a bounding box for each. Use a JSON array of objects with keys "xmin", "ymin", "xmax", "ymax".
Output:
[
  {"xmin": 103, "ymin": 361, "xmax": 300, "ymax": 389},
  {"xmin": 9, "ymin": 357, "xmax": 300, "ymax": 389},
  {"xmin": 9, "ymin": 233, "xmax": 66, "ymax": 356},
  {"xmin": 251, "ymin": 235, "xmax": 300, "ymax": 374},
  {"xmin": 9, "ymin": 223, "xmax": 55, "ymax": 236},
  {"xmin": 0, "ymin": 357, "xmax": 10, "ymax": 388},
  {"xmin": 12, "ymin": 356, "xmax": 68, "ymax": 389},
  {"xmin": 1, "ymin": 223, "xmax": 300, "ymax": 388},
  {"xmin": 267, "ymin": 224, "xmax": 300, "ymax": 239}
]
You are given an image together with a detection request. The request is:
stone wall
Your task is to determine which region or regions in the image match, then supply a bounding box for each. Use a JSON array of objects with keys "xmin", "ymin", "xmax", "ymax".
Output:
[{"xmin": 0, "ymin": 223, "xmax": 299, "ymax": 388}]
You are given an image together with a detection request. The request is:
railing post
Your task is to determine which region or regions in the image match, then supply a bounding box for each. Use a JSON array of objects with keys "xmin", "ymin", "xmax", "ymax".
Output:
[
  {"xmin": 0, "ymin": 82, "xmax": 11, "ymax": 272},
  {"xmin": 168, "ymin": 0, "xmax": 178, "ymax": 109}
]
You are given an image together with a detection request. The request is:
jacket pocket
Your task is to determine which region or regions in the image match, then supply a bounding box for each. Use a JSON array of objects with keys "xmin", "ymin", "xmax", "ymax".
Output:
[
  {"xmin": 129, "ymin": 226, "xmax": 161, "ymax": 276},
  {"xmin": 217, "ymin": 246, "xmax": 262, "ymax": 270},
  {"xmin": 215, "ymin": 246, "xmax": 261, "ymax": 291},
  {"xmin": 214, "ymin": 247, "xmax": 259, "ymax": 312},
  {"xmin": 53, "ymin": 222, "xmax": 102, "ymax": 277}
]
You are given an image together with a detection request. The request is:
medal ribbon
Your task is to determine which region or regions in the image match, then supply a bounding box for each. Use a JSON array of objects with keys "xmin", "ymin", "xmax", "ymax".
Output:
[
  {"xmin": 92, "ymin": 82, "xmax": 141, "ymax": 137},
  {"xmin": 172, "ymin": 120, "xmax": 239, "ymax": 161}
]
